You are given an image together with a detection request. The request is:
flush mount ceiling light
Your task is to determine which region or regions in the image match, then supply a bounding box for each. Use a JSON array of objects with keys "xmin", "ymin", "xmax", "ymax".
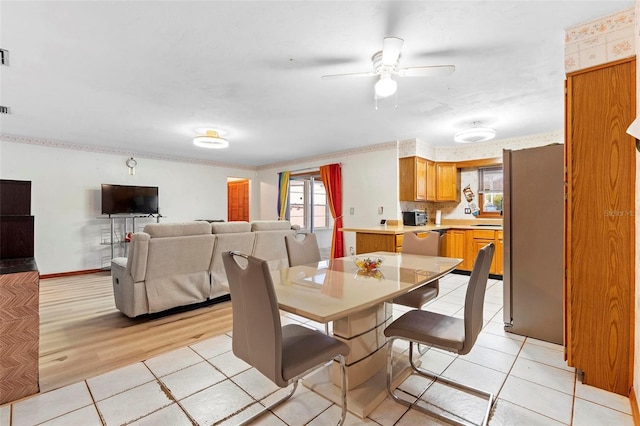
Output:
[
  {"xmin": 193, "ymin": 129, "xmax": 229, "ymax": 149},
  {"xmin": 374, "ymin": 74, "xmax": 398, "ymax": 98},
  {"xmin": 454, "ymin": 122, "xmax": 496, "ymax": 143}
]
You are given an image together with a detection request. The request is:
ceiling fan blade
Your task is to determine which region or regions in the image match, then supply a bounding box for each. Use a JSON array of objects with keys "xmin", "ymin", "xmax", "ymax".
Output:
[
  {"xmin": 381, "ymin": 37, "xmax": 404, "ymax": 66},
  {"xmin": 321, "ymin": 71, "xmax": 376, "ymax": 79},
  {"xmin": 397, "ymin": 65, "xmax": 455, "ymax": 77}
]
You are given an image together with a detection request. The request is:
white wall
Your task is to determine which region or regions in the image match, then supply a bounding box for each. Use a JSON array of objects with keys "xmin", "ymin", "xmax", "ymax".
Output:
[
  {"xmin": 257, "ymin": 143, "xmax": 399, "ymax": 256},
  {"xmin": 0, "ymin": 141, "xmax": 257, "ymax": 274}
]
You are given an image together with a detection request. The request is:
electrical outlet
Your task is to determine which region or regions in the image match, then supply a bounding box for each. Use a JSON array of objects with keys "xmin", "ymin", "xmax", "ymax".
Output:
[
  {"xmin": 378, "ymin": 206, "xmax": 383, "ymax": 214},
  {"xmin": 465, "ymin": 208, "xmax": 472, "ymax": 214},
  {"xmin": 349, "ymin": 207, "xmax": 355, "ymax": 215}
]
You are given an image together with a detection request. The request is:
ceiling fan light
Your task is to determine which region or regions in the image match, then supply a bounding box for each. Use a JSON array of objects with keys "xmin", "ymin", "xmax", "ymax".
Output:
[
  {"xmin": 454, "ymin": 126, "xmax": 496, "ymax": 143},
  {"xmin": 193, "ymin": 130, "xmax": 229, "ymax": 149},
  {"xmin": 374, "ymin": 75, "xmax": 397, "ymax": 98}
]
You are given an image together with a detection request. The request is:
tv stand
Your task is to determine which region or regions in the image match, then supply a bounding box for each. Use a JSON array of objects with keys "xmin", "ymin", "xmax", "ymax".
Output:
[{"xmin": 100, "ymin": 214, "xmax": 161, "ymax": 267}]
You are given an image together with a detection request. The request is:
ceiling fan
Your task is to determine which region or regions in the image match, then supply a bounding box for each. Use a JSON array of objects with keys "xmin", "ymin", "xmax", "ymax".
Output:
[{"xmin": 321, "ymin": 37, "xmax": 455, "ymax": 99}]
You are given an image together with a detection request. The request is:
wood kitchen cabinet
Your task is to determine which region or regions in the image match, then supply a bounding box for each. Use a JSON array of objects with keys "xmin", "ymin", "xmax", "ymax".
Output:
[
  {"xmin": 399, "ymin": 156, "xmax": 427, "ymax": 201},
  {"xmin": 445, "ymin": 228, "xmax": 502, "ymax": 275},
  {"xmin": 445, "ymin": 229, "xmax": 471, "ymax": 270},
  {"xmin": 565, "ymin": 58, "xmax": 635, "ymax": 396},
  {"xmin": 469, "ymin": 229, "xmax": 499, "ymax": 274},
  {"xmin": 426, "ymin": 160, "xmax": 437, "ymax": 201},
  {"xmin": 355, "ymin": 232, "xmax": 402, "ymax": 254},
  {"xmin": 430, "ymin": 162, "xmax": 458, "ymax": 202},
  {"xmin": 494, "ymin": 231, "xmax": 504, "ymax": 276},
  {"xmin": 400, "ymin": 157, "xmax": 458, "ymax": 202}
]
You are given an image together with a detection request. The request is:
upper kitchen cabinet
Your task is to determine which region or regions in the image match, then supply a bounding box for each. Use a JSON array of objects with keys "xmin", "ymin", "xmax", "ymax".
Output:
[
  {"xmin": 400, "ymin": 157, "xmax": 458, "ymax": 202},
  {"xmin": 565, "ymin": 58, "xmax": 635, "ymax": 396},
  {"xmin": 426, "ymin": 160, "xmax": 436, "ymax": 201},
  {"xmin": 431, "ymin": 162, "xmax": 458, "ymax": 202},
  {"xmin": 399, "ymin": 156, "xmax": 427, "ymax": 201}
]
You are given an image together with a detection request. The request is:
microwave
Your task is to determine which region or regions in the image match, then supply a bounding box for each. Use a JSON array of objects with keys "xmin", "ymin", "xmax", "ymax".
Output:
[{"xmin": 402, "ymin": 211, "xmax": 427, "ymax": 226}]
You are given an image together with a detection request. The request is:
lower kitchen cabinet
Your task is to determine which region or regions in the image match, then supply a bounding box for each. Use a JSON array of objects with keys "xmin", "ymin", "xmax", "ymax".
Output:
[
  {"xmin": 354, "ymin": 232, "xmax": 402, "ymax": 254},
  {"xmin": 469, "ymin": 229, "xmax": 498, "ymax": 274},
  {"xmin": 495, "ymin": 231, "xmax": 504, "ymax": 275},
  {"xmin": 445, "ymin": 229, "xmax": 503, "ymax": 275},
  {"xmin": 445, "ymin": 229, "xmax": 470, "ymax": 269}
]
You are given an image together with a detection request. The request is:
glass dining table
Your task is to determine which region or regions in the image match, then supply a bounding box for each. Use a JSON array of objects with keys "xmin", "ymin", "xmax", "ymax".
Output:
[{"xmin": 269, "ymin": 251, "xmax": 462, "ymax": 418}]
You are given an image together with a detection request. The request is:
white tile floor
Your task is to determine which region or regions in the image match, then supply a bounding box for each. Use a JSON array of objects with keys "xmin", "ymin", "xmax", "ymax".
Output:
[{"xmin": 1, "ymin": 275, "xmax": 635, "ymax": 425}]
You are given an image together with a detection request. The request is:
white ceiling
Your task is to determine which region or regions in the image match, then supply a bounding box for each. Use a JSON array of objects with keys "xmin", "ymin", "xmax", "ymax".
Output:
[{"xmin": 0, "ymin": 1, "xmax": 634, "ymax": 167}]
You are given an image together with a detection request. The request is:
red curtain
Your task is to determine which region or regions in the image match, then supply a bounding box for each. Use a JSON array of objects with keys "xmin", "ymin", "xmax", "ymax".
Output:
[{"xmin": 320, "ymin": 163, "xmax": 343, "ymax": 259}]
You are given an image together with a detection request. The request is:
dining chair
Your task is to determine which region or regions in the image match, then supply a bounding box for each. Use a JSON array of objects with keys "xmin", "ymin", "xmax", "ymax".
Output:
[
  {"xmin": 222, "ymin": 251, "xmax": 350, "ymax": 425},
  {"xmin": 284, "ymin": 233, "xmax": 331, "ymax": 334},
  {"xmin": 285, "ymin": 233, "xmax": 321, "ymax": 267},
  {"xmin": 392, "ymin": 231, "xmax": 442, "ymax": 308},
  {"xmin": 384, "ymin": 243, "xmax": 495, "ymax": 426}
]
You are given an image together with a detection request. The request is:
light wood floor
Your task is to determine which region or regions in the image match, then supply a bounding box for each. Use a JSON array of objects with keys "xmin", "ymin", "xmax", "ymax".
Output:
[{"xmin": 39, "ymin": 272, "xmax": 233, "ymax": 393}]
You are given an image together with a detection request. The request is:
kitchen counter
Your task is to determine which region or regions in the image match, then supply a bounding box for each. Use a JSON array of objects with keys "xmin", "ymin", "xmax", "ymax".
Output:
[
  {"xmin": 341, "ymin": 221, "xmax": 503, "ymax": 257},
  {"xmin": 341, "ymin": 222, "xmax": 502, "ymax": 235}
]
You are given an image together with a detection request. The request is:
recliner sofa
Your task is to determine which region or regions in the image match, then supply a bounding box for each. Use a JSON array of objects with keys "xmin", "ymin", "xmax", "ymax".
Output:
[{"xmin": 111, "ymin": 220, "xmax": 297, "ymax": 317}]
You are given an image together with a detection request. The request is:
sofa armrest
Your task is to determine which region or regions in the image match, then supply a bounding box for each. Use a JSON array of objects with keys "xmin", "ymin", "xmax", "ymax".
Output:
[{"xmin": 129, "ymin": 232, "xmax": 150, "ymax": 282}]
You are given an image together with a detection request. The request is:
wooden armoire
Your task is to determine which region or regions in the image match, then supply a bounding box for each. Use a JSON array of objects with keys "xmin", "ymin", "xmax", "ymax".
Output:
[{"xmin": 565, "ymin": 57, "xmax": 636, "ymax": 396}]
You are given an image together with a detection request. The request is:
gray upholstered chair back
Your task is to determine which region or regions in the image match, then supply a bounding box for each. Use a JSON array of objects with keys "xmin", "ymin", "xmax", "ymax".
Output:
[
  {"xmin": 285, "ymin": 233, "xmax": 321, "ymax": 266},
  {"xmin": 222, "ymin": 252, "xmax": 285, "ymax": 386},
  {"xmin": 401, "ymin": 231, "xmax": 440, "ymax": 256},
  {"xmin": 462, "ymin": 243, "xmax": 495, "ymax": 354}
]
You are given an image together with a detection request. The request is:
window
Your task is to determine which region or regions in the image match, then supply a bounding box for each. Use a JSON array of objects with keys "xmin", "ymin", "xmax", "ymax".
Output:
[
  {"xmin": 287, "ymin": 174, "xmax": 330, "ymax": 231},
  {"xmin": 478, "ymin": 167, "xmax": 503, "ymax": 217}
]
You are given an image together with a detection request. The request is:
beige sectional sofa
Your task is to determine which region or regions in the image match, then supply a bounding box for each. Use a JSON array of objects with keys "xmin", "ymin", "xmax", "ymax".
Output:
[{"xmin": 111, "ymin": 220, "xmax": 297, "ymax": 317}]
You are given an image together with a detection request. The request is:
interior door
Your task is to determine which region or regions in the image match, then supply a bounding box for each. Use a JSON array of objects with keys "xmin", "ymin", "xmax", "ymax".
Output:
[{"xmin": 227, "ymin": 179, "xmax": 249, "ymax": 222}]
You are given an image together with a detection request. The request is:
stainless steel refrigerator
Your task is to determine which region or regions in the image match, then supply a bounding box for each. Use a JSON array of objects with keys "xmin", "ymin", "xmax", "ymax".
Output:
[{"xmin": 503, "ymin": 144, "xmax": 564, "ymax": 344}]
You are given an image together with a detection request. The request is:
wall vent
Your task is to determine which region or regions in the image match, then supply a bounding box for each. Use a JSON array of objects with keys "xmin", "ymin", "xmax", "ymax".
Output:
[
  {"xmin": 0, "ymin": 49, "xmax": 8, "ymax": 66},
  {"xmin": 0, "ymin": 106, "xmax": 10, "ymax": 114}
]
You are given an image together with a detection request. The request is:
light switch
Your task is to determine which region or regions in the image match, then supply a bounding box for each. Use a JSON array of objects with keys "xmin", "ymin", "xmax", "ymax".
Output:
[{"xmin": 350, "ymin": 207, "xmax": 354, "ymax": 215}]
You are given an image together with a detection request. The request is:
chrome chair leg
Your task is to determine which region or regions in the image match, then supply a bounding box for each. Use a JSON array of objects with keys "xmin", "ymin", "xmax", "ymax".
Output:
[
  {"xmin": 238, "ymin": 355, "xmax": 348, "ymax": 426},
  {"xmin": 338, "ymin": 354, "xmax": 347, "ymax": 426},
  {"xmin": 387, "ymin": 339, "xmax": 494, "ymax": 426},
  {"xmin": 236, "ymin": 380, "xmax": 299, "ymax": 426}
]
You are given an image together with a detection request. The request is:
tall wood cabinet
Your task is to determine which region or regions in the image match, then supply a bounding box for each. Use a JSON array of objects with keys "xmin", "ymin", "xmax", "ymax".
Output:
[{"xmin": 565, "ymin": 58, "xmax": 636, "ymax": 396}]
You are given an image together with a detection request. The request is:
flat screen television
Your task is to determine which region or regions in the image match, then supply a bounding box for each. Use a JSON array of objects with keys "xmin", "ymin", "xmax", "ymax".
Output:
[{"xmin": 101, "ymin": 184, "xmax": 159, "ymax": 215}]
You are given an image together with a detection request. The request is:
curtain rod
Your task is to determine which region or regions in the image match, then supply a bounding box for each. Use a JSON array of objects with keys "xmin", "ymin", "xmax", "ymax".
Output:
[{"xmin": 278, "ymin": 163, "xmax": 342, "ymax": 174}]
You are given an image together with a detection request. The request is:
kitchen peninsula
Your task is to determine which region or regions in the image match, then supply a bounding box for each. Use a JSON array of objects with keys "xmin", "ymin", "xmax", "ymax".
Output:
[{"xmin": 341, "ymin": 220, "xmax": 503, "ymax": 276}]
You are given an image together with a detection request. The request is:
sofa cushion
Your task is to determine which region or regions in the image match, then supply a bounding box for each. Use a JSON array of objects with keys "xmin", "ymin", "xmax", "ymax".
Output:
[
  {"xmin": 143, "ymin": 222, "xmax": 211, "ymax": 238},
  {"xmin": 250, "ymin": 220, "xmax": 292, "ymax": 231},
  {"xmin": 211, "ymin": 221, "xmax": 251, "ymax": 234},
  {"xmin": 252, "ymin": 229, "xmax": 296, "ymax": 270},
  {"xmin": 144, "ymin": 233, "xmax": 215, "ymax": 313},
  {"xmin": 209, "ymin": 232, "xmax": 256, "ymax": 288}
]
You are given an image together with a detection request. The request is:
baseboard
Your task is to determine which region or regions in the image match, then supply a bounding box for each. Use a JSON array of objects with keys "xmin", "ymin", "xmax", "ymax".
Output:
[
  {"xmin": 451, "ymin": 269, "xmax": 503, "ymax": 280},
  {"xmin": 40, "ymin": 269, "xmax": 105, "ymax": 279},
  {"xmin": 630, "ymin": 386, "xmax": 640, "ymax": 424}
]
